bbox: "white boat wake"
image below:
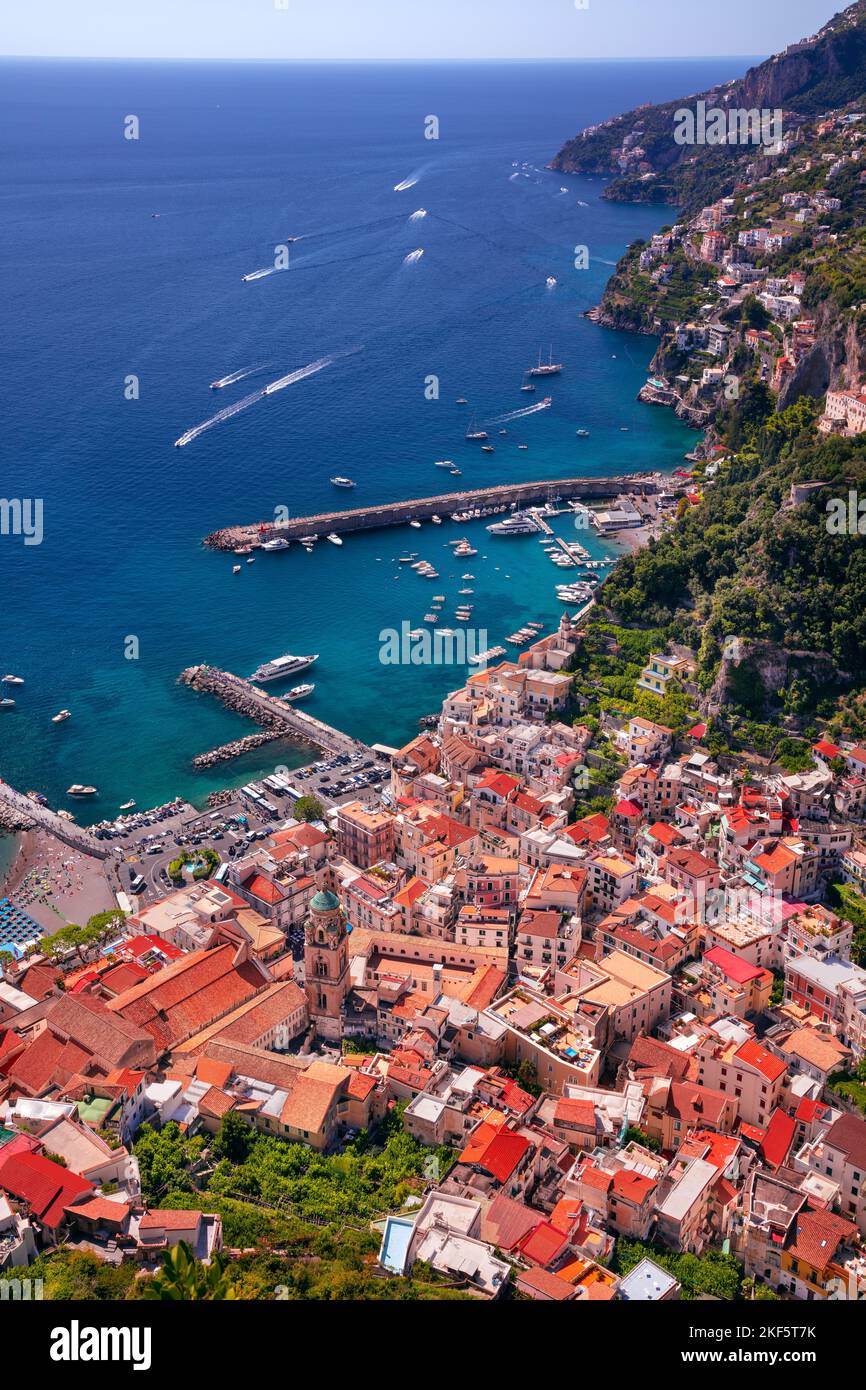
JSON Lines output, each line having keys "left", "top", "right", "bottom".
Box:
{"left": 402, "top": 248, "right": 425, "bottom": 265}
{"left": 409, "top": 209, "right": 427, "bottom": 221}
{"left": 174, "top": 386, "right": 265, "bottom": 447}
{"left": 394, "top": 176, "right": 419, "bottom": 192}
{"left": 176, "top": 348, "right": 363, "bottom": 446}
{"left": 209, "top": 364, "right": 269, "bottom": 390}
{"left": 486, "top": 399, "right": 553, "bottom": 425}
{"left": 241, "top": 267, "right": 283, "bottom": 282}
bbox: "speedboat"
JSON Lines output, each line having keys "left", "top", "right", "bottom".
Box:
{"left": 327, "top": 533, "right": 343, "bottom": 546}
{"left": 0, "top": 699, "right": 15, "bottom": 711}
{"left": 52, "top": 710, "right": 72, "bottom": 723}
{"left": 330, "top": 476, "right": 356, "bottom": 488}
{"left": 285, "top": 683, "right": 315, "bottom": 701}
{"left": 119, "top": 800, "right": 137, "bottom": 811}
{"left": 1, "top": 675, "right": 24, "bottom": 685}
{"left": 576, "top": 428, "right": 590, "bottom": 437}
{"left": 233, "top": 565, "right": 242, "bottom": 573}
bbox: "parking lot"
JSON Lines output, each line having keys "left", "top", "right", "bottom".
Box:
{"left": 104, "top": 747, "right": 393, "bottom": 906}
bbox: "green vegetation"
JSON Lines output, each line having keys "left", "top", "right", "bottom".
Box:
{"left": 293, "top": 795, "right": 325, "bottom": 823}
{"left": 26, "top": 910, "right": 126, "bottom": 962}
{"left": 826, "top": 880, "right": 866, "bottom": 967}
{"left": 142, "top": 1241, "right": 237, "bottom": 1300}
{"left": 828, "top": 1070, "right": 866, "bottom": 1114}
{"left": 168, "top": 848, "right": 220, "bottom": 885}
{"left": 624, "top": 1126, "right": 661, "bottom": 1153}
{"left": 613, "top": 1237, "right": 743, "bottom": 1300}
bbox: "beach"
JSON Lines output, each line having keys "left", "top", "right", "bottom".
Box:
{"left": 0, "top": 825, "right": 115, "bottom": 934}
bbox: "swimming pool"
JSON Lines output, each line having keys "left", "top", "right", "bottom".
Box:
{"left": 379, "top": 1216, "right": 415, "bottom": 1275}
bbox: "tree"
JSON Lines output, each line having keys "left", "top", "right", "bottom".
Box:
{"left": 141, "top": 1241, "right": 237, "bottom": 1300}
{"left": 293, "top": 796, "right": 325, "bottom": 824}
{"left": 213, "top": 1111, "right": 255, "bottom": 1165}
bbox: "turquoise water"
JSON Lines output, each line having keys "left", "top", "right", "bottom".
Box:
{"left": 0, "top": 57, "right": 746, "bottom": 816}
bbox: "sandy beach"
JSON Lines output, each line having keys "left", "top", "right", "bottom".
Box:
{"left": 0, "top": 825, "right": 115, "bottom": 934}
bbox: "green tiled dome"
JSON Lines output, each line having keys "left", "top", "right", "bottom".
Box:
{"left": 310, "top": 889, "right": 339, "bottom": 914}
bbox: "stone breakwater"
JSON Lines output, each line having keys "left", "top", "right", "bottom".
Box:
{"left": 192, "top": 730, "right": 285, "bottom": 769}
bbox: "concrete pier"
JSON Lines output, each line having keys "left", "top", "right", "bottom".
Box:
{"left": 204, "top": 473, "right": 663, "bottom": 549}
{"left": 180, "top": 666, "right": 370, "bottom": 759}
{"left": 0, "top": 781, "right": 110, "bottom": 860}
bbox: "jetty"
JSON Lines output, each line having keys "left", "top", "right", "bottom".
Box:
{"left": 0, "top": 780, "right": 110, "bottom": 860}
{"left": 204, "top": 473, "right": 664, "bottom": 550}
{"left": 180, "top": 666, "right": 370, "bottom": 761}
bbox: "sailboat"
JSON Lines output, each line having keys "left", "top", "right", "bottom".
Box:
{"left": 464, "top": 414, "right": 488, "bottom": 441}
{"left": 528, "top": 345, "right": 563, "bottom": 377}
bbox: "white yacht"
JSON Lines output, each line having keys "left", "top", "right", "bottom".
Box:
{"left": 285, "top": 683, "right": 315, "bottom": 701}
{"left": 52, "top": 710, "right": 72, "bottom": 724}
{"left": 250, "top": 653, "right": 319, "bottom": 683}
{"left": 1, "top": 675, "right": 24, "bottom": 685}
{"left": 327, "top": 533, "right": 343, "bottom": 546}
{"left": 261, "top": 537, "right": 290, "bottom": 552}
{"left": 330, "top": 476, "right": 356, "bottom": 488}
{"left": 487, "top": 512, "right": 539, "bottom": 536}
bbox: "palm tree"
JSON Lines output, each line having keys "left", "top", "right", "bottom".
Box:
{"left": 142, "top": 1240, "right": 237, "bottom": 1300}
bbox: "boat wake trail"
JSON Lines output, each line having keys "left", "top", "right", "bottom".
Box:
{"left": 485, "top": 399, "right": 553, "bottom": 425}
{"left": 174, "top": 387, "right": 265, "bottom": 448}
{"left": 394, "top": 175, "right": 419, "bottom": 192}
{"left": 402, "top": 248, "right": 425, "bottom": 265}
{"left": 176, "top": 348, "right": 363, "bottom": 446}
{"left": 409, "top": 209, "right": 427, "bottom": 221}
{"left": 209, "top": 364, "right": 269, "bottom": 391}
{"left": 241, "top": 267, "right": 284, "bottom": 282}
{"left": 263, "top": 344, "right": 363, "bottom": 396}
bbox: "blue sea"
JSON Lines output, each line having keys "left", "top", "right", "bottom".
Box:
{"left": 0, "top": 56, "right": 752, "bottom": 818}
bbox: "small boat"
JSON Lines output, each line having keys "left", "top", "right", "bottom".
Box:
{"left": 233, "top": 565, "right": 242, "bottom": 573}
{"left": 409, "top": 520, "right": 422, "bottom": 529}
{"left": 119, "top": 800, "right": 137, "bottom": 811}
{"left": 246, "top": 557, "right": 255, "bottom": 564}
{"left": 330, "top": 476, "right": 356, "bottom": 488}
{"left": 521, "top": 382, "right": 536, "bottom": 393}
{"left": 285, "top": 683, "right": 315, "bottom": 701}
{"left": 26, "top": 791, "right": 48, "bottom": 806}
{"left": 481, "top": 445, "right": 495, "bottom": 454}
{"left": 1, "top": 675, "right": 24, "bottom": 685}
{"left": 576, "top": 428, "right": 590, "bottom": 438}
{"left": 327, "top": 533, "right": 343, "bottom": 546}
{"left": 450, "top": 468, "right": 462, "bottom": 477}
{"left": 0, "top": 699, "right": 15, "bottom": 711}
{"left": 499, "top": 429, "right": 507, "bottom": 435}
{"left": 52, "top": 710, "right": 72, "bottom": 724}
{"left": 546, "top": 276, "right": 557, "bottom": 288}
{"left": 518, "top": 443, "right": 528, "bottom": 449}
{"left": 456, "top": 398, "right": 468, "bottom": 404}
{"left": 620, "top": 426, "right": 629, "bottom": 432}
{"left": 431, "top": 515, "right": 442, "bottom": 524}
{"left": 434, "top": 460, "right": 454, "bottom": 469}
{"left": 67, "top": 785, "right": 98, "bottom": 797}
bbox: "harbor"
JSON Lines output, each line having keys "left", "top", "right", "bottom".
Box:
{"left": 204, "top": 474, "right": 664, "bottom": 550}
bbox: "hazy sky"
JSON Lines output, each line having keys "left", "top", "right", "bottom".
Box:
{"left": 1, "top": 0, "right": 844, "bottom": 61}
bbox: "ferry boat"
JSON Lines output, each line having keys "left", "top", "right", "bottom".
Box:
{"left": 261, "top": 537, "right": 290, "bottom": 552}
{"left": 528, "top": 346, "right": 563, "bottom": 377}
{"left": 330, "top": 476, "right": 356, "bottom": 489}
{"left": 327, "top": 534, "right": 343, "bottom": 546}
{"left": 1, "top": 675, "right": 24, "bottom": 685}
{"left": 52, "top": 710, "right": 72, "bottom": 724}
{"left": 285, "top": 683, "right": 315, "bottom": 701}
{"left": 250, "top": 653, "right": 319, "bottom": 683}
{"left": 67, "top": 785, "right": 98, "bottom": 797}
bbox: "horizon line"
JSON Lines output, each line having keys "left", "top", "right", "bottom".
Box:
{"left": 0, "top": 52, "right": 767, "bottom": 65}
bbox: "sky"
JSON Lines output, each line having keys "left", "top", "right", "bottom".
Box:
{"left": 0, "top": 0, "right": 847, "bottom": 62}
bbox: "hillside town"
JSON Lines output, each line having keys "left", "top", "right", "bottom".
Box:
{"left": 4, "top": 607, "right": 866, "bottom": 1302}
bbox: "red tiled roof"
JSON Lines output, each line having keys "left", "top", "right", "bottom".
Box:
{"left": 611, "top": 1169, "right": 656, "bottom": 1202}
{"left": 788, "top": 1207, "right": 858, "bottom": 1272}
{"left": 615, "top": 800, "right": 642, "bottom": 819}
{"left": 0, "top": 1149, "right": 93, "bottom": 1230}
{"left": 476, "top": 1130, "right": 531, "bottom": 1185}
{"left": 734, "top": 1039, "right": 787, "bottom": 1084}
{"left": 517, "top": 1219, "right": 568, "bottom": 1268}
{"left": 554, "top": 1098, "right": 595, "bottom": 1130}
{"left": 704, "top": 945, "right": 763, "bottom": 986}
{"left": 759, "top": 1108, "right": 796, "bottom": 1169}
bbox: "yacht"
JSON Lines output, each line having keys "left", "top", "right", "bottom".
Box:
{"left": 285, "top": 683, "right": 315, "bottom": 701}
{"left": 327, "top": 533, "right": 343, "bottom": 546}
{"left": 119, "top": 800, "right": 137, "bottom": 811}
{"left": 528, "top": 345, "right": 563, "bottom": 377}
{"left": 250, "top": 653, "right": 319, "bottom": 683}
{"left": 261, "top": 537, "right": 290, "bottom": 552}
{"left": 52, "top": 710, "right": 72, "bottom": 724}
{"left": 330, "top": 476, "right": 356, "bottom": 488}
{"left": 487, "top": 512, "right": 539, "bottom": 537}
{"left": 67, "top": 785, "right": 98, "bottom": 797}
{"left": 1, "top": 675, "right": 24, "bottom": 685}
{"left": 434, "top": 460, "right": 454, "bottom": 469}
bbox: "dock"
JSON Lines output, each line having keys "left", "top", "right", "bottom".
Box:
{"left": 204, "top": 473, "right": 663, "bottom": 550}
{"left": 0, "top": 781, "right": 110, "bottom": 860}
{"left": 180, "top": 666, "right": 370, "bottom": 761}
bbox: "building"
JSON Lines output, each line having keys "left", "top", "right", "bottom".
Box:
{"left": 304, "top": 879, "right": 350, "bottom": 1042}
